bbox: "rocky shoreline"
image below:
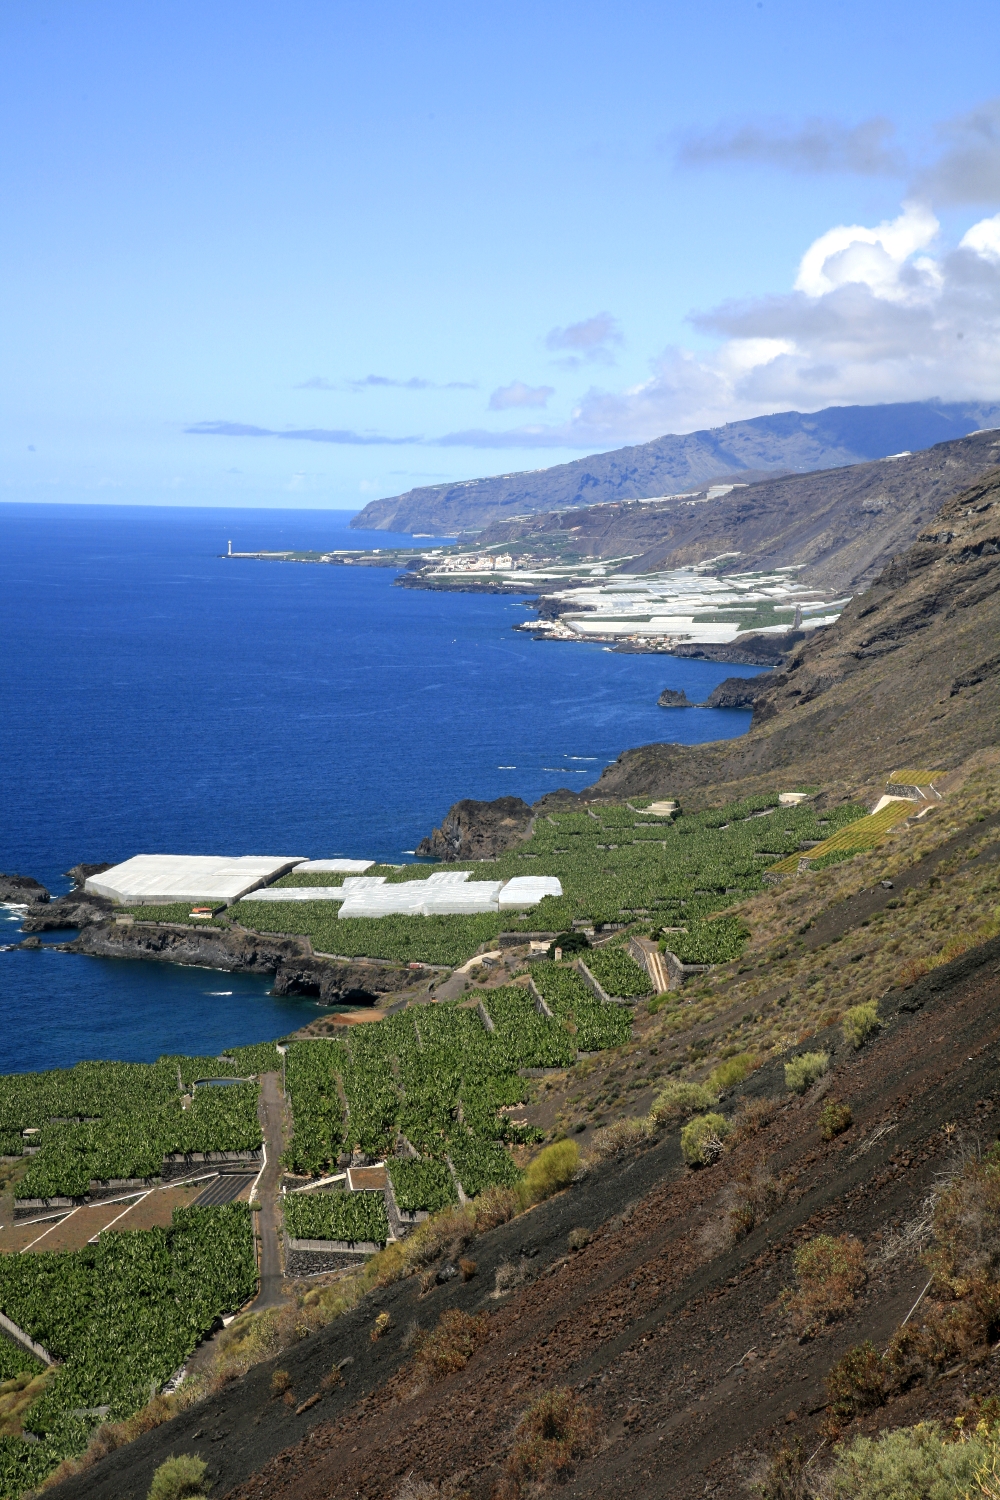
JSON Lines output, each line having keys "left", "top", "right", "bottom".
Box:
{"left": 8, "top": 879, "right": 433, "bottom": 1006}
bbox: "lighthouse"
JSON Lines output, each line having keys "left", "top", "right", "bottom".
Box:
{"left": 228, "top": 540, "right": 232, "bottom": 556}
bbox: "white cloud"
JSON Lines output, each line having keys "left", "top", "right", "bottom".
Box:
{"left": 488, "top": 381, "right": 555, "bottom": 410}
{"left": 793, "top": 202, "right": 940, "bottom": 301}
{"left": 960, "top": 211, "right": 1000, "bottom": 261}
{"left": 433, "top": 202, "right": 1000, "bottom": 446}
{"left": 191, "top": 201, "right": 1000, "bottom": 455}
{"left": 545, "top": 312, "right": 622, "bottom": 366}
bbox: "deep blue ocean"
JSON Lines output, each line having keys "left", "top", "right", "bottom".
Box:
{"left": 1, "top": 503, "right": 763, "bottom": 1073}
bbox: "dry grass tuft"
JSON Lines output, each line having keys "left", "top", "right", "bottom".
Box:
{"left": 782, "top": 1234, "right": 866, "bottom": 1336}
{"left": 411, "top": 1309, "right": 490, "bottom": 1381}
{"left": 474, "top": 1186, "right": 521, "bottom": 1232}
{"left": 371, "top": 1311, "right": 391, "bottom": 1341}
{"left": 784, "top": 1051, "right": 829, "bottom": 1094}
{"left": 499, "top": 1387, "right": 597, "bottom": 1497}
{"left": 587, "top": 1117, "right": 651, "bottom": 1161}
{"left": 647, "top": 1080, "right": 716, "bottom": 1126}
{"left": 728, "top": 1162, "right": 788, "bottom": 1241}
{"left": 725, "top": 1097, "right": 781, "bottom": 1150}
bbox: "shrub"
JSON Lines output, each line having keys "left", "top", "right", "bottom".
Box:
{"left": 588, "top": 1117, "right": 650, "bottom": 1160}
{"left": 680, "top": 1112, "right": 731, "bottom": 1166}
{"left": 823, "top": 1420, "right": 988, "bottom": 1498}
{"left": 819, "top": 1100, "right": 853, "bottom": 1140}
{"left": 459, "top": 1258, "right": 477, "bottom": 1281}
{"left": 729, "top": 1165, "right": 787, "bottom": 1240}
{"left": 567, "top": 1227, "right": 591, "bottom": 1252}
{"left": 825, "top": 1341, "right": 886, "bottom": 1425}
{"left": 783, "top": 1234, "right": 866, "bottom": 1336}
{"left": 843, "top": 1002, "right": 881, "bottom": 1050}
{"left": 726, "top": 1097, "right": 781, "bottom": 1150}
{"left": 707, "top": 1052, "right": 757, "bottom": 1092}
{"left": 147, "top": 1454, "right": 211, "bottom": 1500}
{"left": 269, "top": 1368, "right": 291, "bottom": 1396}
{"left": 750, "top": 1438, "right": 809, "bottom": 1499}
{"left": 474, "top": 1185, "right": 520, "bottom": 1231}
{"left": 784, "top": 1051, "right": 830, "bottom": 1094}
{"left": 519, "top": 1140, "right": 579, "bottom": 1206}
{"left": 503, "top": 1387, "right": 596, "bottom": 1493}
{"left": 648, "top": 1080, "right": 716, "bottom": 1125}
{"left": 411, "top": 1309, "right": 489, "bottom": 1380}
{"left": 370, "top": 1311, "right": 391, "bottom": 1341}
{"left": 927, "top": 1152, "right": 1000, "bottom": 1291}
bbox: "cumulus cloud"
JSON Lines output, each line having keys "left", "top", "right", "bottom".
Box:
{"left": 676, "top": 115, "right": 903, "bottom": 176}
{"left": 189, "top": 198, "right": 1000, "bottom": 455}
{"left": 440, "top": 200, "right": 1000, "bottom": 446}
{"left": 488, "top": 381, "right": 555, "bottom": 410}
{"left": 545, "top": 312, "right": 622, "bottom": 366}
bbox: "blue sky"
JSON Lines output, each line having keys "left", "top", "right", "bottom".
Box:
{"left": 6, "top": 0, "right": 1000, "bottom": 508}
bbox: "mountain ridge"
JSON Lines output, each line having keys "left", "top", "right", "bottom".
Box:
{"left": 351, "top": 399, "right": 1000, "bottom": 534}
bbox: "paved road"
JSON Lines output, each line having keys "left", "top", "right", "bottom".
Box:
{"left": 253, "top": 1070, "right": 289, "bottom": 1311}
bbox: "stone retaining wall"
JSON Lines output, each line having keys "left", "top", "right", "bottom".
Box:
{"left": 284, "top": 1234, "right": 382, "bottom": 1276}
{"left": 0, "top": 1311, "right": 57, "bottom": 1366}
{"left": 162, "top": 1149, "right": 262, "bottom": 1181}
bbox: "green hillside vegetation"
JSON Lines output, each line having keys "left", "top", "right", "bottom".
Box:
{"left": 226, "top": 795, "right": 865, "bottom": 964}
{"left": 0, "top": 1205, "right": 255, "bottom": 1498}
{"left": 278, "top": 983, "right": 633, "bottom": 1190}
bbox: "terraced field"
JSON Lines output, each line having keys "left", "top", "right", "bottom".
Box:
{"left": 279, "top": 982, "right": 632, "bottom": 1197}
{"left": 0, "top": 1045, "right": 276, "bottom": 1206}
{"left": 225, "top": 795, "right": 866, "bottom": 964}
{"left": 0, "top": 1205, "right": 256, "bottom": 1499}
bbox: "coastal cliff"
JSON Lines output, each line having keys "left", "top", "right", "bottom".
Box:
{"left": 415, "top": 795, "right": 533, "bottom": 860}
{"left": 56, "top": 920, "right": 423, "bottom": 1003}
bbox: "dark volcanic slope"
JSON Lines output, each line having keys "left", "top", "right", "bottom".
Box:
{"left": 585, "top": 461, "right": 1000, "bottom": 804}
{"left": 351, "top": 400, "right": 999, "bottom": 534}
{"left": 49, "top": 936, "right": 1000, "bottom": 1500}
{"left": 478, "top": 429, "right": 1000, "bottom": 595}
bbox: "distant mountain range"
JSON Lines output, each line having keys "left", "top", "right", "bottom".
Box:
{"left": 350, "top": 400, "right": 1000, "bottom": 535}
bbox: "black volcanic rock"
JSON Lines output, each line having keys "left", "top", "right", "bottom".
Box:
{"left": 702, "top": 674, "right": 779, "bottom": 709}
{"left": 65, "top": 862, "right": 113, "bottom": 889}
{"left": 657, "top": 688, "right": 691, "bottom": 708}
{"left": 0, "top": 874, "right": 50, "bottom": 905}
{"left": 21, "top": 890, "right": 114, "bottom": 931}
{"left": 669, "top": 633, "right": 804, "bottom": 666}
{"left": 416, "top": 796, "right": 533, "bottom": 861}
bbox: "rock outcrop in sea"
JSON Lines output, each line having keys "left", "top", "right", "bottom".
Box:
{"left": 415, "top": 795, "right": 533, "bottom": 861}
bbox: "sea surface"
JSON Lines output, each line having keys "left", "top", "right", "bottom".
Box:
{"left": 1, "top": 502, "right": 765, "bottom": 1074}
